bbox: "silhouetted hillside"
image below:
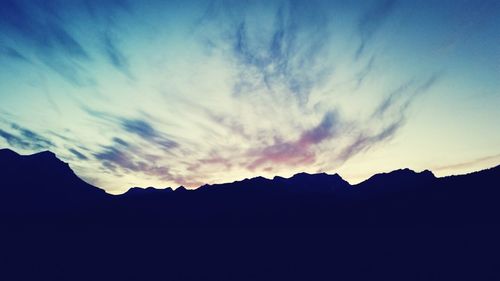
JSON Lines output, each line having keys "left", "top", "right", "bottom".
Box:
{"left": 2, "top": 148, "right": 500, "bottom": 281}
{"left": 0, "top": 149, "right": 107, "bottom": 222}
{"left": 1, "top": 148, "right": 499, "bottom": 228}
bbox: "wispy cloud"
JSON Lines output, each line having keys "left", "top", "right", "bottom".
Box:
{"left": 0, "top": 129, "right": 33, "bottom": 150}
{"left": 201, "top": 1, "right": 334, "bottom": 106}
{"left": 0, "top": 0, "right": 93, "bottom": 86}
{"left": 1, "top": 1, "right": 495, "bottom": 192}
{"left": 69, "top": 148, "right": 89, "bottom": 160}
{"left": 338, "top": 118, "right": 403, "bottom": 162}
{"left": 120, "top": 118, "right": 177, "bottom": 150}
{"left": 356, "top": 0, "right": 397, "bottom": 59}
{"left": 433, "top": 154, "right": 500, "bottom": 172}
{"left": 246, "top": 111, "right": 339, "bottom": 170}
{"left": 11, "top": 124, "right": 54, "bottom": 148}
{"left": 0, "top": 123, "right": 54, "bottom": 150}
{"left": 94, "top": 144, "right": 138, "bottom": 173}
{"left": 372, "top": 74, "right": 441, "bottom": 119}
{"left": 103, "top": 32, "right": 133, "bottom": 78}
{"left": 82, "top": 108, "right": 179, "bottom": 151}
{"left": 94, "top": 137, "right": 200, "bottom": 188}
{"left": 0, "top": 46, "right": 30, "bottom": 62}
{"left": 338, "top": 74, "right": 441, "bottom": 162}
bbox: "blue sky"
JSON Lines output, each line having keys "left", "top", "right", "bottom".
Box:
{"left": 0, "top": 0, "right": 499, "bottom": 193}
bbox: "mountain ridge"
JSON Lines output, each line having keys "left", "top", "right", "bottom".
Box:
{"left": 1, "top": 147, "right": 500, "bottom": 228}
{"left": 1, "top": 148, "right": 498, "bottom": 195}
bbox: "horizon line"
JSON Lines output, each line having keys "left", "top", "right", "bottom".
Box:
{"left": 2, "top": 147, "right": 499, "bottom": 196}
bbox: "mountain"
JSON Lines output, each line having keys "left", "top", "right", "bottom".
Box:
{"left": 124, "top": 186, "right": 174, "bottom": 197}
{"left": 0, "top": 148, "right": 499, "bottom": 228}
{"left": 197, "top": 172, "right": 349, "bottom": 193}
{"left": 2, "top": 148, "right": 500, "bottom": 281}
{"left": 0, "top": 149, "right": 107, "bottom": 222}
{"left": 356, "top": 168, "right": 435, "bottom": 189}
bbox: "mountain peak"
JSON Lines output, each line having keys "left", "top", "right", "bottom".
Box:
{"left": 356, "top": 167, "right": 437, "bottom": 193}
{"left": 420, "top": 169, "right": 435, "bottom": 178}
{"left": 124, "top": 186, "right": 174, "bottom": 196}
{"left": 0, "top": 148, "right": 19, "bottom": 158}
{"left": 388, "top": 168, "right": 436, "bottom": 179}
{"left": 32, "top": 150, "right": 57, "bottom": 158}
{"left": 0, "top": 148, "right": 106, "bottom": 211}
{"left": 292, "top": 172, "right": 313, "bottom": 177}
{"left": 175, "top": 186, "right": 188, "bottom": 192}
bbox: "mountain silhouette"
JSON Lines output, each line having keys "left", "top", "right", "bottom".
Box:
{"left": 197, "top": 172, "right": 350, "bottom": 193}
{"left": 2, "top": 148, "right": 500, "bottom": 281}
{"left": 1, "top": 148, "right": 499, "bottom": 228}
{"left": 0, "top": 149, "right": 107, "bottom": 222}
{"left": 124, "top": 186, "right": 174, "bottom": 197}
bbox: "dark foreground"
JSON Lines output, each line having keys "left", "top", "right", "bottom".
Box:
{"left": 1, "top": 149, "right": 500, "bottom": 280}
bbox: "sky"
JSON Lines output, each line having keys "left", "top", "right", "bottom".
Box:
{"left": 0, "top": 0, "right": 499, "bottom": 194}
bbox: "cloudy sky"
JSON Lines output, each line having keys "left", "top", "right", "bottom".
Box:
{"left": 0, "top": 0, "right": 499, "bottom": 194}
